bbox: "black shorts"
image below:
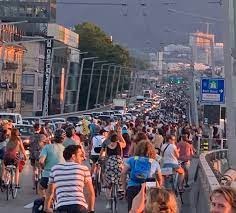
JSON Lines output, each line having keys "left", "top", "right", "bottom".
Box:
{"left": 0, "top": 148, "right": 5, "bottom": 160}
{"left": 30, "top": 159, "right": 40, "bottom": 167}
{"left": 4, "top": 158, "right": 17, "bottom": 167}
{"left": 90, "top": 155, "right": 99, "bottom": 164}
{"left": 40, "top": 177, "right": 49, "bottom": 189}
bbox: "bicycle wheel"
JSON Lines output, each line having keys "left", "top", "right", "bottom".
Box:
{"left": 96, "top": 167, "right": 102, "bottom": 195}
{"left": 6, "top": 183, "right": 10, "bottom": 200}
{"left": 111, "top": 184, "right": 117, "bottom": 213}
{"left": 93, "top": 177, "right": 97, "bottom": 197}
{"left": 11, "top": 171, "right": 17, "bottom": 199}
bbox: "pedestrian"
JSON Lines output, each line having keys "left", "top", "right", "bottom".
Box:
{"left": 177, "top": 134, "right": 194, "bottom": 187}
{"left": 210, "top": 186, "right": 236, "bottom": 213}
{"left": 44, "top": 145, "right": 95, "bottom": 213}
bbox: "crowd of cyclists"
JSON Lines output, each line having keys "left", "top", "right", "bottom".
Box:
{"left": 0, "top": 83, "right": 235, "bottom": 213}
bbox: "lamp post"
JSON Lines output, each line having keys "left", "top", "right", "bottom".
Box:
{"left": 75, "top": 56, "right": 98, "bottom": 111}
{"left": 103, "top": 65, "right": 115, "bottom": 105}
{"left": 115, "top": 66, "right": 123, "bottom": 98}
{"left": 86, "top": 60, "right": 107, "bottom": 110}
{"left": 95, "top": 63, "right": 115, "bottom": 107}
{"left": 110, "top": 65, "right": 121, "bottom": 103}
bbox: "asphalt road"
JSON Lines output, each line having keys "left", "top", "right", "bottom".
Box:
{"left": 0, "top": 160, "right": 127, "bottom": 213}
{"left": 0, "top": 159, "right": 198, "bottom": 213}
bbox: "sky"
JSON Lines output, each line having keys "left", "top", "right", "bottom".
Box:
{"left": 57, "top": 0, "right": 223, "bottom": 51}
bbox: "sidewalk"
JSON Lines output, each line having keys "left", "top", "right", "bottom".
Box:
{"left": 181, "top": 158, "right": 199, "bottom": 213}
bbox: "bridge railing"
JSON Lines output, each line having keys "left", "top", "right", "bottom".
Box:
{"left": 193, "top": 148, "right": 228, "bottom": 212}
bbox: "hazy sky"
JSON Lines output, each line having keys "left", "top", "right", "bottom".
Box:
{"left": 57, "top": 0, "right": 223, "bottom": 50}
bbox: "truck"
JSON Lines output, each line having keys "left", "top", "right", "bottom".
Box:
{"left": 112, "top": 99, "right": 127, "bottom": 114}
{"left": 143, "top": 90, "right": 153, "bottom": 99}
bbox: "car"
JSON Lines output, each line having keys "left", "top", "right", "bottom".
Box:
{"left": 23, "top": 117, "right": 42, "bottom": 125}
{"left": 91, "top": 112, "right": 102, "bottom": 118}
{"left": 66, "top": 116, "right": 83, "bottom": 125}
{"left": 98, "top": 115, "right": 112, "bottom": 122}
{"left": 15, "top": 124, "right": 34, "bottom": 149}
{"left": 102, "top": 111, "right": 114, "bottom": 116}
{"left": 114, "top": 114, "right": 124, "bottom": 121}
{"left": 0, "top": 113, "right": 23, "bottom": 125}
{"left": 51, "top": 118, "right": 66, "bottom": 123}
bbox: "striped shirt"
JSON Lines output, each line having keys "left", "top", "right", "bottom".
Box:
{"left": 49, "top": 162, "right": 92, "bottom": 209}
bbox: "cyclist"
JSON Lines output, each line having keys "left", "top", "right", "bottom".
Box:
{"left": 63, "top": 126, "right": 79, "bottom": 148}
{"left": 3, "top": 128, "right": 27, "bottom": 188}
{"left": 104, "top": 127, "right": 126, "bottom": 208}
{"left": 121, "top": 140, "right": 162, "bottom": 212}
{"left": 0, "top": 129, "right": 9, "bottom": 186}
{"left": 161, "top": 134, "right": 185, "bottom": 192}
{"left": 89, "top": 126, "right": 107, "bottom": 177}
{"left": 38, "top": 129, "right": 65, "bottom": 197}
{"left": 44, "top": 145, "right": 95, "bottom": 213}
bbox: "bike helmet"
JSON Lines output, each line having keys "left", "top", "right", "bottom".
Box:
{"left": 54, "top": 129, "right": 66, "bottom": 141}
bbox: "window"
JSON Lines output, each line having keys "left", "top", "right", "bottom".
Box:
{"left": 22, "top": 74, "right": 35, "bottom": 86}
{"left": 37, "top": 90, "right": 43, "bottom": 108}
{"left": 22, "top": 91, "right": 34, "bottom": 104}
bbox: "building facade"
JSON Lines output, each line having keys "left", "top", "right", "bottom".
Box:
{"left": 0, "top": 0, "right": 56, "bottom": 23}
{"left": 0, "top": 25, "right": 25, "bottom": 113}
{"left": 21, "top": 41, "right": 45, "bottom": 116}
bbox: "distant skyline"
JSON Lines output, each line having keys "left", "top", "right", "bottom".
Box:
{"left": 57, "top": 0, "right": 223, "bottom": 51}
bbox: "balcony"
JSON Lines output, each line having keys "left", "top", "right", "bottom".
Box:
{"left": 4, "top": 101, "right": 16, "bottom": 109}
{"left": 0, "top": 82, "right": 17, "bottom": 89}
{"left": 3, "top": 62, "right": 18, "bottom": 70}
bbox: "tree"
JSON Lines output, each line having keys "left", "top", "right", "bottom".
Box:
{"left": 74, "top": 22, "right": 132, "bottom": 109}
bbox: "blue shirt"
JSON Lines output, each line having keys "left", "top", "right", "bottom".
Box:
{"left": 125, "top": 156, "right": 161, "bottom": 187}
{"left": 40, "top": 143, "right": 65, "bottom": 177}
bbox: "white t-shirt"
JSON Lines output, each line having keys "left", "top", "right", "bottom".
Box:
{"left": 161, "top": 143, "right": 178, "bottom": 165}
{"left": 91, "top": 135, "right": 105, "bottom": 156}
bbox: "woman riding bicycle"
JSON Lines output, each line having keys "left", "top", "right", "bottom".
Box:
{"left": 3, "top": 128, "right": 27, "bottom": 188}
{"left": 103, "top": 127, "right": 126, "bottom": 208}
{"left": 121, "top": 140, "right": 163, "bottom": 212}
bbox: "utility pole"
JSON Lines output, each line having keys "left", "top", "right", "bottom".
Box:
{"left": 223, "top": 0, "right": 236, "bottom": 168}
{"left": 103, "top": 65, "right": 115, "bottom": 105}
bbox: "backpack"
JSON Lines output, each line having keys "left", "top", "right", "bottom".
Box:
{"left": 130, "top": 156, "right": 153, "bottom": 184}
{"left": 29, "top": 134, "right": 41, "bottom": 160}
{"left": 32, "top": 197, "right": 44, "bottom": 213}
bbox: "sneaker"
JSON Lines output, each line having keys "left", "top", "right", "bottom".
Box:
{"left": 15, "top": 185, "right": 21, "bottom": 189}
{"left": 184, "top": 184, "right": 190, "bottom": 188}
{"left": 106, "top": 201, "right": 111, "bottom": 209}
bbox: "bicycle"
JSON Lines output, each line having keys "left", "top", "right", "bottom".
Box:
{"left": 110, "top": 181, "right": 118, "bottom": 213}
{"left": 34, "top": 163, "right": 42, "bottom": 195}
{"left": 162, "top": 166, "right": 184, "bottom": 204}
{"left": 5, "top": 164, "right": 17, "bottom": 200}
{"left": 92, "top": 161, "right": 102, "bottom": 197}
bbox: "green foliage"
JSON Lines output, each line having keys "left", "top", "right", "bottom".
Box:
{"left": 74, "top": 22, "right": 132, "bottom": 110}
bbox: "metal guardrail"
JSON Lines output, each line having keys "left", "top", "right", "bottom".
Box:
{"left": 197, "top": 137, "right": 227, "bottom": 155}
{"left": 40, "top": 104, "right": 112, "bottom": 119}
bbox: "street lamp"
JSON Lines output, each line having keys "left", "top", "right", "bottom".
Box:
{"left": 110, "top": 65, "right": 121, "bottom": 103}
{"left": 60, "top": 49, "right": 87, "bottom": 114}
{"left": 75, "top": 56, "right": 98, "bottom": 111}
{"left": 86, "top": 60, "right": 107, "bottom": 110}
{"left": 95, "top": 63, "right": 115, "bottom": 107}
{"left": 103, "top": 64, "right": 116, "bottom": 105}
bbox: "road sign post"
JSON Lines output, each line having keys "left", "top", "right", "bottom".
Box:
{"left": 200, "top": 78, "right": 225, "bottom": 105}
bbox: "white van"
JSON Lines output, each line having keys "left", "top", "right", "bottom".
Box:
{"left": 0, "top": 113, "right": 23, "bottom": 125}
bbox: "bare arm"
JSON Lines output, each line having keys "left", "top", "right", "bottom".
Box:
{"left": 39, "top": 156, "right": 46, "bottom": 168}
{"left": 156, "top": 170, "right": 163, "bottom": 187}
{"left": 121, "top": 165, "right": 129, "bottom": 191}
{"left": 117, "top": 129, "right": 126, "bottom": 149}
{"left": 19, "top": 139, "right": 27, "bottom": 160}
{"left": 85, "top": 180, "right": 95, "bottom": 211}
{"left": 44, "top": 183, "right": 55, "bottom": 213}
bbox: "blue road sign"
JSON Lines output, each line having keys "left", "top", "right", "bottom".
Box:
{"left": 200, "top": 78, "right": 225, "bottom": 104}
